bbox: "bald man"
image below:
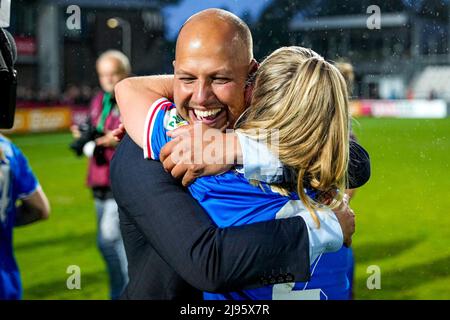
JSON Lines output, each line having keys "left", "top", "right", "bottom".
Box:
{"left": 111, "top": 9, "right": 360, "bottom": 300}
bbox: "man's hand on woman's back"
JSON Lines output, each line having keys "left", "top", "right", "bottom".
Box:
{"left": 333, "top": 195, "right": 356, "bottom": 247}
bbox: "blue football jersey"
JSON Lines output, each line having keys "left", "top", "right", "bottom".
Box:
{"left": 0, "top": 135, "right": 39, "bottom": 300}
{"left": 143, "top": 98, "right": 350, "bottom": 300}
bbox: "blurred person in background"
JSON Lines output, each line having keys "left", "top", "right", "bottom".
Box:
{"left": 336, "top": 61, "right": 358, "bottom": 200}
{"left": 70, "top": 50, "right": 130, "bottom": 300}
{"left": 336, "top": 60, "right": 368, "bottom": 299}
{"left": 0, "top": 134, "right": 50, "bottom": 300}
{"left": 335, "top": 61, "right": 355, "bottom": 99}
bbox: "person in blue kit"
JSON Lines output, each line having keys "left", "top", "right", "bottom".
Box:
{"left": 118, "top": 45, "right": 358, "bottom": 300}
{"left": 0, "top": 134, "right": 50, "bottom": 300}
{"left": 336, "top": 60, "right": 361, "bottom": 299}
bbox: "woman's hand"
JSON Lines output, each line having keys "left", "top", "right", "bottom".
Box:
{"left": 332, "top": 194, "right": 355, "bottom": 247}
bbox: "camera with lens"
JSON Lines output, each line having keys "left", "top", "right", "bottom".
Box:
{"left": 69, "top": 121, "right": 107, "bottom": 166}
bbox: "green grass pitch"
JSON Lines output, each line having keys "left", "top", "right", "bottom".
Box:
{"left": 8, "top": 117, "right": 450, "bottom": 299}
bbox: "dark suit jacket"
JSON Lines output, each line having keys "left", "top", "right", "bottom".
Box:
{"left": 110, "top": 135, "right": 311, "bottom": 299}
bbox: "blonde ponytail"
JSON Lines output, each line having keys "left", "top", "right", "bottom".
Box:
{"left": 235, "top": 46, "right": 350, "bottom": 227}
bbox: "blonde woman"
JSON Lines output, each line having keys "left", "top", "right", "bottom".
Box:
{"left": 118, "top": 46, "right": 352, "bottom": 300}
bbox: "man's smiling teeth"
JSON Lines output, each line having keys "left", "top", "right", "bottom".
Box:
{"left": 193, "top": 108, "right": 222, "bottom": 119}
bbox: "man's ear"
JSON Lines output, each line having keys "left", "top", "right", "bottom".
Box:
{"left": 246, "top": 59, "right": 259, "bottom": 86}
{"left": 172, "top": 60, "right": 176, "bottom": 71}
{"left": 244, "top": 59, "right": 258, "bottom": 108}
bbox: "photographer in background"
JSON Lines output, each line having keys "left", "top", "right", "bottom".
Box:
{"left": 70, "top": 50, "right": 130, "bottom": 300}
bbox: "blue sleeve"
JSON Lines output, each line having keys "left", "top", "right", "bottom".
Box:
{"left": 11, "top": 144, "right": 38, "bottom": 199}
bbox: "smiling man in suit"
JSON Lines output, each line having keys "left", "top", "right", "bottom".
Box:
{"left": 111, "top": 9, "right": 363, "bottom": 300}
